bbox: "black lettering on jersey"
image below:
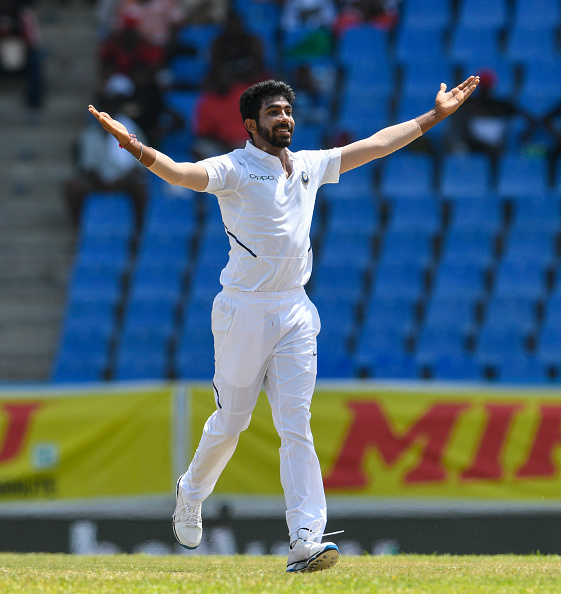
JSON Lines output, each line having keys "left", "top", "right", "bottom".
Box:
{"left": 250, "top": 174, "right": 275, "bottom": 181}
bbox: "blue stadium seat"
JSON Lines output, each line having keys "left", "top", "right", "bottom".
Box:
{"left": 400, "top": 0, "right": 452, "bottom": 31}
{"left": 537, "top": 326, "right": 561, "bottom": 365}
{"left": 121, "top": 297, "right": 177, "bottom": 337}
{"left": 512, "top": 0, "right": 561, "bottom": 28}
{"left": 363, "top": 296, "right": 417, "bottom": 334}
{"left": 135, "top": 233, "right": 191, "bottom": 272}
{"left": 76, "top": 234, "right": 132, "bottom": 273}
{"left": 449, "top": 199, "right": 502, "bottom": 233}
{"left": 542, "top": 294, "right": 561, "bottom": 327}
{"left": 175, "top": 330, "right": 215, "bottom": 380}
{"left": 56, "top": 325, "right": 113, "bottom": 373}
{"left": 114, "top": 352, "right": 168, "bottom": 381}
{"left": 440, "top": 154, "right": 493, "bottom": 199}
{"left": 356, "top": 327, "right": 407, "bottom": 363}
{"left": 400, "top": 60, "right": 453, "bottom": 97}
{"left": 483, "top": 296, "right": 537, "bottom": 333}
{"left": 386, "top": 198, "right": 441, "bottom": 234}
{"left": 497, "top": 154, "right": 549, "bottom": 198}
{"left": 380, "top": 153, "right": 434, "bottom": 199}
{"left": 168, "top": 54, "right": 208, "bottom": 89}
{"left": 313, "top": 295, "right": 356, "bottom": 340}
{"left": 189, "top": 260, "right": 225, "bottom": 301}
{"left": 310, "top": 263, "right": 366, "bottom": 302}
{"left": 143, "top": 194, "right": 196, "bottom": 238}
{"left": 423, "top": 297, "right": 476, "bottom": 332}
{"left": 395, "top": 29, "right": 447, "bottom": 65}
{"left": 493, "top": 261, "right": 547, "bottom": 300}
{"left": 440, "top": 229, "right": 496, "bottom": 267}
{"left": 52, "top": 353, "right": 107, "bottom": 383}
{"left": 458, "top": 0, "right": 508, "bottom": 29}
{"left": 324, "top": 196, "right": 380, "bottom": 236}
{"left": 373, "top": 262, "right": 426, "bottom": 300}
{"left": 318, "top": 230, "right": 374, "bottom": 268}
{"left": 477, "top": 325, "right": 528, "bottom": 363}
{"left": 519, "top": 62, "right": 561, "bottom": 104}
{"left": 494, "top": 355, "right": 548, "bottom": 384}
{"left": 336, "top": 94, "right": 391, "bottom": 140}
{"left": 68, "top": 265, "right": 123, "bottom": 304}
{"left": 342, "top": 61, "right": 395, "bottom": 102}
{"left": 316, "top": 344, "right": 355, "bottom": 379}
{"left": 337, "top": 25, "right": 390, "bottom": 68}
{"left": 63, "top": 300, "right": 117, "bottom": 334}
{"left": 510, "top": 198, "right": 561, "bottom": 231}
{"left": 501, "top": 229, "right": 556, "bottom": 266}
{"left": 177, "top": 23, "right": 221, "bottom": 50}
{"left": 431, "top": 261, "right": 487, "bottom": 300}
{"left": 367, "top": 352, "right": 418, "bottom": 380}
{"left": 322, "top": 164, "right": 375, "bottom": 201}
{"left": 80, "top": 192, "right": 136, "bottom": 239}
{"left": 378, "top": 230, "right": 434, "bottom": 268}
{"left": 430, "top": 354, "right": 481, "bottom": 381}
{"left": 450, "top": 26, "right": 501, "bottom": 65}
{"left": 416, "top": 326, "right": 468, "bottom": 362}
{"left": 506, "top": 25, "right": 557, "bottom": 65}
{"left": 128, "top": 264, "right": 184, "bottom": 303}
{"left": 163, "top": 90, "right": 201, "bottom": 128}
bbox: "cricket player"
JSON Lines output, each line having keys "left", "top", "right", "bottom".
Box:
{"left": 89, "top": 75, "right": 479, "bottom": 572}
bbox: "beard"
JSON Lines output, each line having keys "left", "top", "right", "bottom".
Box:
{"left": 256, "top": 120, "right": 293, "bottom": 148}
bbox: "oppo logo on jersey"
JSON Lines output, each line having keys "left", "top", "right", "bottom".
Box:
{"left": 249, "top": 174, "right": 275, "bottom": 181}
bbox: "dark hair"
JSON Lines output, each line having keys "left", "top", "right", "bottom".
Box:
{"left": 239, "top": 80, "right": 296, "bottom": 123}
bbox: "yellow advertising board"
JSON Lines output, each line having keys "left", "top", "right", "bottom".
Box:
{"left": 190, "top": 384, "right": 561, "bottom": 501}
{"left": 0, "top": 386, "right": 174, "bottom": 502}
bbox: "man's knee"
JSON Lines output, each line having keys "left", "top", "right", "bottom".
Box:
{"left": 215, "top": 408, "right": 252, "bottom": 437}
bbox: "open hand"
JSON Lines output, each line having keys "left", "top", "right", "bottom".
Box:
{"left": 435, "top": 76, "right": 480, "bottom": 117}
{"left": 88, "top": 104, "right": 131, "bottom": 147}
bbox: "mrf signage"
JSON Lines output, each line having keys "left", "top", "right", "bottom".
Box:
{"left": 314, "top": 388, "right": 561, "bottom": 500}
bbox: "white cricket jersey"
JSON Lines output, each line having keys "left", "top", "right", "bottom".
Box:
{"left": 200, "top": 140, "right": 341, "bottom": 292}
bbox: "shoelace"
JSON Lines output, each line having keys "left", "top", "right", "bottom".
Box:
{"left": 172, "top": 502, "right": 201, "bottom": 525}
{"left": 290, "top": 520, "right": 344, "bottom": 548}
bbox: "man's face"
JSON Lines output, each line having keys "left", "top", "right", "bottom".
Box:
{"left": 254, "top": 96, "right": 295, "bottom": 148}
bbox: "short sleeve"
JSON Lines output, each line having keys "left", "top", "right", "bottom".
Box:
{"left": 310, "top": 147, "right": 341, "bottom": 187}
{"left": 198, "top": 154, "right": 239, "bottom": 195}
{"left": 320, "top": 147, "right": 342, "bottom": 185}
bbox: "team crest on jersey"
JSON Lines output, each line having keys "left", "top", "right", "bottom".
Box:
{"left": 301, "top": 171, "right": 310, "bottom": 186}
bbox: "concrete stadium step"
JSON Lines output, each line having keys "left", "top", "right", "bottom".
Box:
{"left": 0, "top": 254, "right": 73, "bottom": 285}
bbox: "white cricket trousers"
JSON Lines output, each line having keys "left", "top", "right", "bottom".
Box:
{"left": 180, "top": 286, "right": 326, "bottom": 542}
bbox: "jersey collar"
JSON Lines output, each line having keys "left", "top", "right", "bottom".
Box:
{"left": 244, "top": 140, "right": 294, "bottom": 162}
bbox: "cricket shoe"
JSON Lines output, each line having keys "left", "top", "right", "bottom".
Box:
{"left": 172, "top": 475, "right": 202, "bottom": 549}
{"left": 286, "top": 528, "right": 340, "bottom": 573}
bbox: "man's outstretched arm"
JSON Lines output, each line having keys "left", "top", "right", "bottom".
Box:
{"left": 88, "top": 104, "right": 209, "bottom": 192}
{"left": 339, "top": 76, "right": 480, "bottom": 174}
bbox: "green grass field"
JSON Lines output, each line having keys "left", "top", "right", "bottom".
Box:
{"left": 1, "top": 554, "right": 561, "bottom": 593}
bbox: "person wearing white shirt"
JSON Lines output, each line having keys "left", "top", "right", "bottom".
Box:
{"left": 88, "top": 75, "right": 479, "bottom": 572}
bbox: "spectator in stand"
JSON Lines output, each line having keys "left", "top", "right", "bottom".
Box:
{"left": 280, "top": 0, "right": 337, "bottom": 32}
{"left": 335, "top": 0, "right": 401, "bottom": 32}
{"left": 207, "top": 11, "right": 268, "bottom": 86}
{"left": 0, "top": 0, "right": 43, "bottom": 109}
{"left": 450, "top": 69, "right": 535, "bottom": 166}
{"left": 182, "top": 0, "right": 228, "bottom": 24}
{"left": 99, "top": 16, "right": 164, "bottom": 78}
{"left": 64, "top": 73, "right": 148, "bottom": 226}
{"left": 115, "top": 0, "right": 186, "bottom": 62}
{"left": 191, "top": 66, "right": 251, "bottom": 160}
